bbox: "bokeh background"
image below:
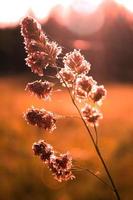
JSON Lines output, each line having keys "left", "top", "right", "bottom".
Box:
{"left": 0, "top": 0, "right": 133, "bottom": 200}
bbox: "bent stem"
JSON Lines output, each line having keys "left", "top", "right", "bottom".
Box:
{"left": 73, "top": 166, "right": 113, "bottom": 191}
{"left": 59, "top": 72, "right": 121, "bottom": 200}
{"left": 93, "top": 126, "right": 121, "bottom": 200}
{"left": 94, "top": 123, "right": 98, "bottom": 146}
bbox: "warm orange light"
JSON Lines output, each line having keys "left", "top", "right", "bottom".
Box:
{"left": 73, "top": 39, "right": 91, "bottom": 50}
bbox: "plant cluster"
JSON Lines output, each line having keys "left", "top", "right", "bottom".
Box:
{"left": 21, "top": 16, "right": 120, "bottom": 200}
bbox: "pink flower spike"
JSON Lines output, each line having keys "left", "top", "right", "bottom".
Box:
{"left": 24, "top": 107, "right": 56, "bottom": 132}
{"left": 57, "top": 67, "right": 75, "bottom": 87}
{"left": 25, "top": 80, "right": 53, "bottom": 100}
{"left": 63, "top": 49, "right": 91, "bottom": 74}
{"left": 81, "top": 104, "right": 103, "bottom": 126}
{"left": 48, "top": 153, "right": 75, "bottom": 182}
{"left": 32, "top": 140, "right": 75, "bottom": 182}
{"left": 32, "top": 140, "right": 54, "bottom": 163}
{"left": 91, "top": 85, "right": 107, "bottom": 103}
{"left": 21, "top": 16, "right": 44, "bottom": 41}
{"left": 21, "top": 17, "right": 62, "bottom": 76}
{"left": 25, "top": 51, "right": 47, "bottom": 76}
{"left": 74, "top": 75, "right": 97, "bottom": 100}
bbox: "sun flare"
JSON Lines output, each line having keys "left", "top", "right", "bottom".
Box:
{"left": 115, "top": 0, "right": 133, "bottom": 12}
{"left": 1, "top": 0, "right": 133, "bottom": 28}
{"left": 0, "top": 0, "right": 74, "bottom": 27}
{"left": 0, "top": 0, "right": 104, "bottom": 27}
{"left": 71, "top": 0, "right": 103, "bottom": 14}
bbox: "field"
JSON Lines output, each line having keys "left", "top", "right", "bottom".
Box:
{"left": 0, "top": 75, "right": 133, "bottom": 200}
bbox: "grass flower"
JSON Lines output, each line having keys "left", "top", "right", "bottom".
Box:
{"left": 24, "top": 107, "right": 56, "bottom": 131}
{"left": 32, "top": 140, "right": 54, "bottom": 162}
{"left": 25, "top": 80, "right": 53, "bottom": 99}
{"left": 81, "top": 104, "right": 103, "bottom": 126}
{"left": 91, "top": 85, "right": 107, "bottom": 103}
{"left": 21, "top": 16, "right": 62, "bottom": 76}
{"left": 32, "top": 140, "right": 75, "bottom": 182}
{"left": 57, "top": 67, "right": 75, "bottom": 87}
{"left": 74, "top": 75, "right": 97, "bottom": 99}
{"left": 48, "top": 153, "right": 75, "bottom": 182}
{"left": 63, "top": 49, "right": 91, "bottom": 74}
{"left": 20, "top": 16, "right": 121, "bottom": 200}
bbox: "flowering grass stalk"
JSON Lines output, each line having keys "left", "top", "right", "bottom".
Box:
{"left": 21, "top": 16, "right": 121, "bottom": 200}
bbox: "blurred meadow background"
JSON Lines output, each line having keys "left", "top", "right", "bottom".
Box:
{"left": 0, "top": 0, "right": 133, "bottom": 200}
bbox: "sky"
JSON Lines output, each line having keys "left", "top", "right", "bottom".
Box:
{"left": 0, "top": 0, "right": 133, "bottom": 28}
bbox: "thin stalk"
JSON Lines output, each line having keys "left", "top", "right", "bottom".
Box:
{"left": 93, "top": 125, "right": 121, "bottom": 200}
{"left": 73, "top": 166, "right": 113, "bottom": 191}
{"left": 58, "top": 72, "right": 121, "bottom": 200}
{"left": 94, "top": 123, "right": 98, "bottom": 146}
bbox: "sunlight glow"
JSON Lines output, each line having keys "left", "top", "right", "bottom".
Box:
{"left": 0, "top": 0, "right": 104, "bottom": 27}
{"left": 115, "top": 0, "right": 133, "bottom": 12}
{"left": 64, "top": 8, "right": 105, "bottom": 36}
{"left": 0, "top": 0, "right": 30, "bottom": 27}
{"left": 72, "top": 0, "right": 104, "bottom": 14}
{"left": 30, "top": 0, "right": 73, "bottom": 21}
{"left": 1, "top": 0, "right": 133, "bottom": 28}
{"left": 0, "top": 0, "right": 74, "bottom": 27}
